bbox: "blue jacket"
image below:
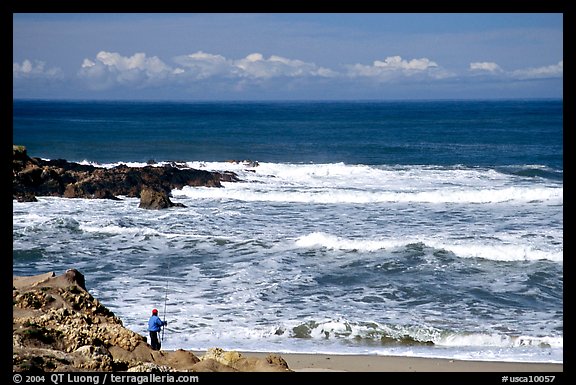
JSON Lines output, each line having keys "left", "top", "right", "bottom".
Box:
{"left": 148, "top": 315, "right": 166, "bottom": 332}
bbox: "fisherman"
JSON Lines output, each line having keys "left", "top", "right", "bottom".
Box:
{"left": 148, "top": 308, "right": 167, "bottom": 350}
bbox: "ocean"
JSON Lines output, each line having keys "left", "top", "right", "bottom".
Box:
{"left": 12, "top": 99, "right": 563, "bottom": 363}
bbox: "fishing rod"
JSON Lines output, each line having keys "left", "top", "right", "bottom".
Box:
{"left": 162, "top": 255, "right": 171, "bottom": 343}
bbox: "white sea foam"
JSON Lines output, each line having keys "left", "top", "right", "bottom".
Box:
{"left": 439, "top": 333, "right": 563, "bottom": 348}
{"left": 176, "top": 184, "right": 562, "bottom": 205}
{"left": 295, "top": 232, "right": 406, "bottom": 252}
{"left": 167, "top": 162, "right": 564, "bottom": 205}
{"left": 294, "top": 232, "right": 562, "bottom": 262}
{"left": 69, "top": 161, "right": 563, "bottom": 205}
{"left": 440, "top": 243, "right": 563, "bottom": 262}
{"left": 12, "top": 161, "right": 563, "bottom": 363}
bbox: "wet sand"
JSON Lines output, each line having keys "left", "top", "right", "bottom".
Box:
{"left": 193, "top": 351, "right": 563, "bottom": 372}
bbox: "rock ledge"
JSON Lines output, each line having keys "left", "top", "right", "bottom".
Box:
{"left": 13, "top": 270, "right": 292, "bottom": 372}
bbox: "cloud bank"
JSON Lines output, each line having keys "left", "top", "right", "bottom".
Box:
{"left": 469, "top": 60, "right": 563, "bottom": 80}
{"left": 13, "top": 50, "right": 564, "bottom": 98}
{"left": 511, "top": 60, "right": 563, "bottom": 80}
{"left": 76, "top": 50, "right": 337, "bottom": 90}
{"left": 13, "top": 59, "right": 63, "bottom": 79}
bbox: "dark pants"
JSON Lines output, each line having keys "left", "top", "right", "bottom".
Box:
{"left": 149, "top": 331, "right": 161, "bottom": 350}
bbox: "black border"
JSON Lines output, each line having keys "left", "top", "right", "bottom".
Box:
{"left": 7, "top": 1, "right": 568, "bottom": 383}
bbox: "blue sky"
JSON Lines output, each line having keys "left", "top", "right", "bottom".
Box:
{"left": 13, "top": 13, "right": 563, "bottom": 100}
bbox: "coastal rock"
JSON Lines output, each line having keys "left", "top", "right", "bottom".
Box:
{"left": 12, "top": 147, "right": 240, "bottom": 201}
{"left": 126, "top": 362, "right": 174, "bottom": 372}
{"left": 16, "top": 192, "right": 38, "bottom": 202}
{"left": 13, "top": 270, "right": 293, "bottom": 372}
{"left": 165, "top": 349, "right": 201, "bottom": 369}
{"left": 266, "top": 353, "right": 290, "bottom": 370}
{"left": 191, "top": 359, "right": 239, "bottom": 372}
{"left": 201, "top": 347, "right": 243, "bottom": 366}
{"left": 73, "top": 345, "right": 114, "bottom": 371}
{"left": 64, "top": 269, "right": 86, "bottom": 291}
{"left": 138, "top": 187, "right": 185, "bottom": 209}
{"left": 200, "top": 347, "right": 291, "bottom": 372}
{"left": 13, "top": 145, "right": 29, "bottom": 161}
{"left": 226, "top": 159, "right": 260, "bottom": 168}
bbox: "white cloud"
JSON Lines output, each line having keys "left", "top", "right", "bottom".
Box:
{"left": 173, "top": 51, "right": 230, "bottom": 80}
{"left": 511, "top": 60, "right": 563, "bottom": 80}
{"left": 468, "top": 60, "right": 563, "bottom": 81}
{"left": 78, "top": 51, "right": 173, "bottom": 89}
{"left": 233, "top": 53, "right": 336, "bottom": 79}
{"left": 13, "top": 59, "right": 63, "bottom": 79}
{"left": 469, "top": 62, "right": 502, "bottom": 72}
{"left": 82, "top": 59, "right": 96, "bottom": 68}
{"left": 245, "top": 53, "right": 263, "bottom": 62}
{"left": 77, "top": 50, "right": 336, "bottom": 92}
{"left": 374, "top": 56, "right": 438, "bottom": 71}
{"left": 347, "top": 55, "right": 450, "bottom": 81}
{"left": 173, "top": 51, "right": 336, "bottom": 80}
{"left": 68, "top": 51, "right": 565, "bottom": 94}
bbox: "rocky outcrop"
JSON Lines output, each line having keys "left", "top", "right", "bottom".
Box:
{"left": 13, "top": 269, "right": 145, "bottom": 371}
{"left": 12, "top": 145, "right": 240, "bottom": 202}
{"left": 13, "top": 270, "right": 292, "bottom": 372}
{"left": 138, "top": 187, "right": 186, "bottom": 210}
{"left": 198, "top": 347, "right": 290, "bottom": 372}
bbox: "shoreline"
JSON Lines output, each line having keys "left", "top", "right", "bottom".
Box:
{"left": 192, "top": 351, "right": 562, "bottom": 372}
{"left": 13, "top": 268, "right": 563, "bottom": 374}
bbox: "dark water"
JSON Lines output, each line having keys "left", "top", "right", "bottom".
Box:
{"left": 13, "top": 99, "right": 563, "bottom": 169}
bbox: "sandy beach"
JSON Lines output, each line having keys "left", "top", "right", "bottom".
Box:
{"left": 202, "top": 351, "right": 563, "bottom": 372}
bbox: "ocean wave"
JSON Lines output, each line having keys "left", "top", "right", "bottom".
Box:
{"left": 294, "top": 232, "right": 562, "bottom": 262}
{"left": 177, "top": 184, "right": 562, "bottom": 205}
{"left": 73, "top": 160, "right": 562, "bottom": 183}
{"left": 441, "top": 333, "right": 563, "bottom": 349}
{"left": 78, "top": 224, "right": 218, "bottom": 241}
{"left": 281, "top": 318, "right": 563, "bottom": 350}
{"left": 170, "top": 316, "right": 563, "bottom": 350}
{"left": 67, "top": 160, "right": 563, "bottom": 205}
{"left": 496, "top": 165, "right": 563, "bottom": 181}
{"left": 15, "top": 216, "right": 82, "bottom": 234}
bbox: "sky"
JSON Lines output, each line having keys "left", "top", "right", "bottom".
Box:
{"left": 12, "top": 13, "right": 563, "bottom": 100}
